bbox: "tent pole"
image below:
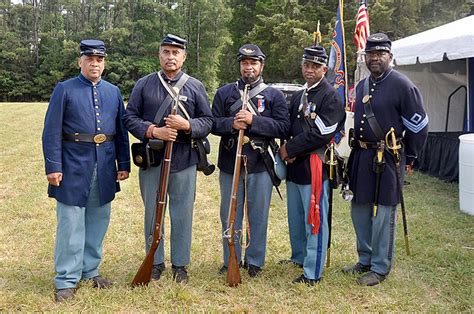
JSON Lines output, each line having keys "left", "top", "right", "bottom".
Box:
{"left": 467, "top": 58, "right": 471, "bottom": 132}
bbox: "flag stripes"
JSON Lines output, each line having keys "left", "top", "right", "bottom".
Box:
{"left": 354, "top": 2, "right": 370, "bottom": 51}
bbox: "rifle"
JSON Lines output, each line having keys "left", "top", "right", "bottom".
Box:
{"left": 131, "top": 87, "right": 179, "bottom": 287}
{"left": 224, "top": 84, "right": 250, "bottom": 287}
{"left": 386, "top": 127, "right": 411, "bottom": 256}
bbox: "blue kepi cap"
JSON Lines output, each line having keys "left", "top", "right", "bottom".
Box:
{"left": 161, "top": 34, "right": 187, "bottom": 49}
{"left": 80, "top": 39, "right": 107, "bottom": 57}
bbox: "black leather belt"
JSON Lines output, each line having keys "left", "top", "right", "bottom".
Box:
{"left": 357, "top": 140, "right": 379, "bottom": 149}
{"left": 357, "top": 138, "right": 403, "bottom": 149}
{"left": 63, "top": 133, "right": 114, "bottom": 144}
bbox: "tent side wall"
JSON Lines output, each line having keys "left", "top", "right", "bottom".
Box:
{"left": 395, "top": 59, "right": 468, "bottom": 132}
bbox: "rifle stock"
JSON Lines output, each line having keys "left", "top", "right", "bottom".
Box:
{"left": 225, "top": 84, "right": 250, "bottom": 287}
{"left": 131, "top": 88, "right": 179, "bottom": 287}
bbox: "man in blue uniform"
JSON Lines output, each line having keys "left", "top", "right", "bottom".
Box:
{"left": 123, "top": 34, "right": 212, "bottom": 284}
{"left": 212, "top": 44, "right": 289, "bottom": 277}
{"left": 279, "top": 46, "right": 345, "bottom": 285}
{"left": 344, "top": 33, "right": 428, "bottom": 286}
{"left": 42, "top": 39, "right": 130, "bottom": 302}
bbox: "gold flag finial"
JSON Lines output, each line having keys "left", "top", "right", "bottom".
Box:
{"left": 313, "top": 20, "right": 322, "bottom": 46}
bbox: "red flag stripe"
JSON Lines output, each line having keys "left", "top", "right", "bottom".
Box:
{"left": 354, "top": 4, "right": 370, "bottom": 51}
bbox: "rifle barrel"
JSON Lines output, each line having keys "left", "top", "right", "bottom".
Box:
{"left": 131, "top": 89, "right": 179, "bottom": 287}
{"left": 225, "top": 84, "right": 250, "bottom": 286}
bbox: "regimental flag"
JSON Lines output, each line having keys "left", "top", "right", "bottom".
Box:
{"left": 328, "top": 0, "right": 348, "bottom": 110}
{"left": 354, "top": 0, "right": 370, "bottom": 52}
{"left": 328, "top": 0, "right": 348, "bottom": 144}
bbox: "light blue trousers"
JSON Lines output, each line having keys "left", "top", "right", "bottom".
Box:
{"left": 286, "top": 180, "right": 330, "bottom": 280}
{"left": 219, "top": 171, "right": 273, "bottom": 268}
{"left": 54, "top": 168, "right": 111, "bottom": 289}
{"left": 350, "top": 202, "right": 397, "bottom": 275}
{"left": 139, "top": 165, "right": 196, "bottom": 267}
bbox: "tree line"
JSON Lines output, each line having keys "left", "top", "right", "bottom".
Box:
{"left": 0, "top": 0, "right": 471, "bottom": 102}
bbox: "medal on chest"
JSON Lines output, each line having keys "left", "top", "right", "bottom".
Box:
{"left": 257, "top": 97, "right": 265, "bottom": 113}
{"left": 310, "top": 103, "right": 317, "bottom": 119}
{"left": 304, "top": 102, "right": 311, "bottom": 117}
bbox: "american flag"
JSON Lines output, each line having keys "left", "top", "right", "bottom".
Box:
{"left": 354, "top": 0, "right": 370, "bottom": 52}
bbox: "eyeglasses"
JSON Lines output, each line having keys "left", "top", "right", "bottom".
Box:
{"left": 365, "top": 51, "right": 389, "bottom": 58}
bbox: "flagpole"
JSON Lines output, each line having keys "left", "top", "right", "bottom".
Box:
{"left": 354, "top": 0, "right": 370, "bottom": 88}
{"left": 314, "top": 20, "right": 321, "bottom": 46}
{"left": 339, "top": 0, "right": 348, "bottom": 110}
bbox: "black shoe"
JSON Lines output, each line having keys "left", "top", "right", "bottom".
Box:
{"left": 218, "top": 265, "right": 227, "bottom": 274}
{"left": 152, "top": 263, "right": 165, "bottom": 280}
{"left": 247, "top": 264, "right": 261, "bottom": 278}
{"left": 55, "top": 288, "right": 76, "bottom": 303}
{"left": 91, "top": 276, "right": 113, "bottom": 289}
{"left": 292, "top": 274, "right": 320, "bottom": 286}
{"left": 356, "top": 271, "right": 386, "bottom": 286}
{"left": 172, "top": 266, "right": 188, "bottom": 283}
{"left": 342, "top": 262, "right": 371, "bottom": 275}
{"left": 278, "top": 259, "right": 303, "bottom": 268}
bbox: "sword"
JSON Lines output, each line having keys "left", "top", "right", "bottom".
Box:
{"left": 386, "top": 127, "right": 411, "bottom": 256}
{"left": 326, "top": 187, "right": 333, "bottom": 267}
{"left": 373, "top": 140, "right": 385, "bottom": 216}
{"left": 325, "top": 140, "right": 339, "bottom": 267}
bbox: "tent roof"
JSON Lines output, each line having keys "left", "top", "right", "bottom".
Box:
{"left": 392, "top": 15, "right": 474, "bottom": 65}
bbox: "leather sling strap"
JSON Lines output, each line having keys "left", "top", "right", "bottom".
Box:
{"left": 153, "top": 70, "right": 190, "bottom": 124}
{"left": 228, "top": 82, "right": 268, "bottom": 115}
{"left": 363, "top": 77, "right": 385, "bottom": 140}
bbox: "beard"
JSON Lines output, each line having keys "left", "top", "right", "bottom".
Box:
{"left": 242, "top": 75, "right": 259, "bottom": 85}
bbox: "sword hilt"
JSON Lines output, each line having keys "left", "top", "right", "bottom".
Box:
{"left": 386, "top": 127, "right": 401, "bottom": 162}
{"left": 326, "top": 142, "right": 337, "bottom": 180}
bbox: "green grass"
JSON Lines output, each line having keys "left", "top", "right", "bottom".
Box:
{"left": 0, "top": 102, "right": 472, "bottom": 311}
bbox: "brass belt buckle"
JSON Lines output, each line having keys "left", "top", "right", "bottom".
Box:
{"left": 358, "top": 141, "right": 368, "bottom": 149}
{"left": 93, "top": 133, "right": 107, "bottom": 144}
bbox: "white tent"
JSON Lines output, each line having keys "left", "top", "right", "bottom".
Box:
{"left": 392, "top": 15, "right": 474, "bottom": 132}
